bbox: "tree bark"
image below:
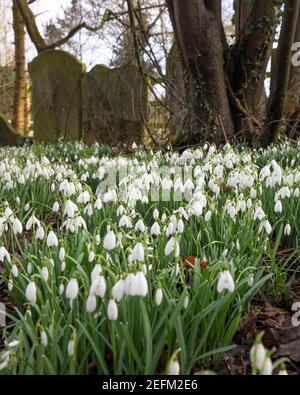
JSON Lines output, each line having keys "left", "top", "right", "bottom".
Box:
{"left": 229, "top": 0, "right": 277, "bottom": 138}
{"left": 261, "top": 0, "right": 300, "bottom": 146}
{"left": 12, "top": 2, "right": 26, "bottom": 134}
{"left": 166, "top": 0, "right": 234, "bottom": 143}
{"left": 234, "top": 0, "right": 252, "bottom": 37}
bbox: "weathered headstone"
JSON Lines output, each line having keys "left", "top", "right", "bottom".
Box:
{"left": 0, "top": 113, "right": 24, "bottom": 146}
{"left": 82, "top": 63, "right": 147, "bottom": 145}
{"left": 28, "top": 49, "right": 83, "bottom": 142}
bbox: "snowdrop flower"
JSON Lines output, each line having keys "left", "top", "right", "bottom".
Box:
{"left": 250, "top": 342, "right": 266, "bottom": 371}
{"left": 91, "top": 264, "right": 102, "bottom": 283}
{"left": 135, "top": 219, "right": 145, "bottom": 233}
{"left": 155, "top": 288, "right": 163, "bottom": 306}
{"left": 217, "top": 270, "right": 235, "bottom": 293}
{"left": 61, "top": 261, "right": 66, "bottom": 272}
{"left": 166, "top": 359, "right": 180, "bottom": 375}
{"left": 25, "top": 281, "right": 37, "bottom": 304}
{"left": 41, "top": 267, "right": 49, "bottom": 282}
{"left": 248, "top": 275, "right": 254, "bottom": 287}
{"left": 8, "top": 279, "right": 13, "bottom": 291}
{"left": 205, "top": 210, "right": 212, "bottom": 222}
{"left": 95, "top": 234, "right": 101, "bottom": 245}
{"left": 94, "top": 197, "right": 102, "bottom": 210}
{"left": 125, "top": 273, "right": 135, "bottom": 296}
{"left": 132, "top": 242, "right": 145, "bottom": 262}
{"left": 40, "top": 331, "right": 48, "bottom": 347}
{"left": 164, "top": 237, "right": 180, "bottom": 257}
{"left": 52, "top": 202, "right": 60, "bottom": 212}
{"left": 166, "top": 222, "right": 174, "bottom": 237}
{"left": 112, "top": 279, "right": 125, "bottom": 302}
{"left": 4, "top": 207, "right": 13, "bottom": 220}
{"left": 284, "top": 223, "right": 291, "bottom": 236}
{"left": 66, "top": 279, "right": 79, "bottom": 300}
{"left": 254, "top": 207, "right": 265, "bottom": 221}
{"left": 151, "top": 222, "right": 160, "bottom": 236}
{"left": 263, "top": 220, "right": 272, "bottom": 235}
{"left": 27, "top": 262, "right": 33, "bottom": 275}
{"left": 68, "top": 339, "right": 75, "bottom": 356}
{"left": 88, "top": 250, "right": 95, "bottom": 263}
{"left": 12, "top": 218, "right": 22, "bottom": 235}
{"left": 63, "top": 200, "right": 78, "bottom": 217}
{"left": 190, "top": 201, "right": 203, "bottom": 216}
{"left": 11, "top": 264, "right": 18, "bottom": 278}
{"left": 278, "top": 368, "right": 288, "bottom": 375}
{"left": 119, "top": 215, "right": 132, "bottom": 228}
{"left": 153, "top": 209, "right": 159, "bottom": 220}
{"left": 103, "top": 230, "right": 116, "bottom": 250}
{"left": 274, "top": 200, "right": 283, "bottom": 213}
{"left": 132, "top": 271, "right": 148, "bottom": 296}
{"left": 261, "top": 357, "right": 273, "bottom": 375}
{"left": 107, "top": 299, "right": 118, "bottom": 320}
{"left": 183, "top": 294, "right": 189, "bottom": 309}
{"left": 59, "top": 283, "right": 64, "bottom": 295}
{"left": 59, "top": 247, "right": 65, "bottom": 262}
{"left": 0, "top": 247, "right": 11, "bottom": 263}
{"left": 36, "top": 226, "right": 45, "bottom": 240}
{"left": 47, "top": 231, "right": 58, "bottom": 247}
{"left": 86, "top": 294, "right": 97, "bottom": 313}
{"left": 177, "top": 219, "right": 184, "bottom": 233}
{"left": 90, "top": 276, "right": 106, "bottom": 298}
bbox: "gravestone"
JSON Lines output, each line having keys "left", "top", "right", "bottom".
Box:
{"left": 28, "top": 49, "right": 83, "bottom": 142}
{"left": 82, "top": 63, "right": 147, "bottom": 145}
{"left": 0, "top": 114, "right": 24, "bottom": 146}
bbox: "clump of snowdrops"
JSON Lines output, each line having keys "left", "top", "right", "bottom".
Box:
{"left": 0, "top": 141, "right": 299, "bottom": 374}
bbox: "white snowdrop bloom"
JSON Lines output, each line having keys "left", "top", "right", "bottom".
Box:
{"left": 183, "top": 294, "right": 189, "bottom": 309}
{"left": 107, "top": 299, "right": 118, "bottom": 321}
{"left": 86, "top": 294, "right": 97, "bottom": 313}
{"left": 250, "top": 188, "right": 257, "bottom": 199}
{"left": 132, "top": 242, "right": 145, "bottom": 262}
{"left": 254, "top": 207, "right": 265, "bottom": 221}
{"left": 190, "top": 201, "right": 203, "bottom": 216}
{"left": 177, "top": 219, "right": 184, "bottom": 234}
{"left": 103, "top": 230, "right": 116, "bottom": 250}
{"left": 8, "top": 279, "right": 13, "bottom": 291}
{"left": 294, "top": 187, "right": 300, "bottom": 197}
{"left": 217, "top": 270, "right": 235, "bottom": 293}
{"left": 205, "top": 210, "right": 212, "bottom": 222}
{"left": 59, "top": 247, "right": 65, "bottom": 262}
{"left": 40, "top": 331, "right": 48, "bottom": 347}
{"left": 274, "top": 200, "right": 283, "bottom": 213}
{"left": 95, "top": 234, "right": 101, "bottom": 245}
{"left": 132, "top": 271, "right": 148, "bottom": 297}
{"left": 161, "top": 213, "right": 167, "bottom": 223}
{"left": 36, "top": 226, "right": 45, "bottom": 240}
{"left": 59, "top": 283, "right": 64, "bottom": 295}
{"left": 155, "top": 288, "right": 163, "bottom": 306}
{"left": 261, "top": 357, "right": 273, "bottom": 375}
{"left": 166, "top": 222, "right": 174, "bottom": 237}
{"left": 68, "top": 339, "right": 75, "bottom": 356}
{"left": 90, "top": 276, "right": 106, "bottom": 298}
{"left": 27, "top": 262, "right": 33, "bottom": 275}
{"left": 0, "top": 247, "right": 11, "bottom": 263}
{"left": 151, "top": 222, "right": 160, "bottom": 236}
{"left": 7, "top": 340, "right": 20, "bottom": 348}
{"left": 135, "top": 219, "right": 145, "bottom": 233}
{"left": 250, "top": 343, "right": 266, "bottom": 371}
{"left": 125, "top": 273, "right": 135, "bottom": 296}
{"left": 25, "top": 281, "right": 37, "bottom": 304}
{"left": 12, "top": 218, "right": 22, "bottom": 235}
{"left": 119, "top": 215, "right": 132, "bottom": 228}
{"left": 41, "top": 267, "right": 49, "bottom": 282}
{"left": 284, "top": 223, "right": 291, "bottom": 236}
{"left": 263, "top": 220, "right": 272, "bottom": 235}
{"left": 11, "top": 264, "right": 18, "bottom": 278}
{"left": 94, "top": 197, "right": 102, "bottom": 210}
{"left": 52, "top": 202, "right": 60, "bottom": 213}
{"left": 112, "top": 279, "right": 125, "bottom": 302}
{"left": 4, "top": 207, "right": 13, "bottom": 220}
{"left": 278, "top": 368, "right": 288, "bottom": 375}
{"left": 153, "top": 208, "right": 159, "bottom": 220}
{"left": 164, "top": 237, "right": 180, "bottom": 257}
{"left": 66, "top": 279, "right": 79, "bottom": 300}
{"left": 24, "top": 203, "right": 30, "bottom": 212}
{"left": 61, "top": 261, "right": 66, "bottom": 272}
{"left": 88, "top": 250, "right": 95, "bottom": 263}
{"left": 51, "top": 183, "right": 56, "bottom": 192}
{"left": 64, "top": 200, "right": 78, "bottom": 217}
{"left": 246, "top": 198, "right": 252, "bottom": 209}
{"left": 116, "top": 205, "right": 125, "bottom": 216}
{"left": 84, "top": 203, "right": 93, "bottom": 217}
{"left": 47, "top": 231, "right": 58, "bottom": 248}
{"left": 248, "top": 275, "right": 254, "bottom": 287}
{"left": 132, "top": 142, "right": 138, "bottom": 150}
{"left": 167, "top": 360, "right": 180, "bottom": 375}
{"left": 91, "top": 264, "right": 102, "bottom": 283}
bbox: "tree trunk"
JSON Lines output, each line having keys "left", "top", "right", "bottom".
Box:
{"left": 261, "top": 0, "right": 300, "bottom": 146}
{"left": 229, "top": 0, "right": 277, "bottom": 138}
{"left": 166, "top": 0, "right": 234, "bottom": 144}
{"left": 234, "top": 0, "right": 252, "bottom": 37}
{"left": 12, "top": 2, "right": 26, "bottom": 134}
